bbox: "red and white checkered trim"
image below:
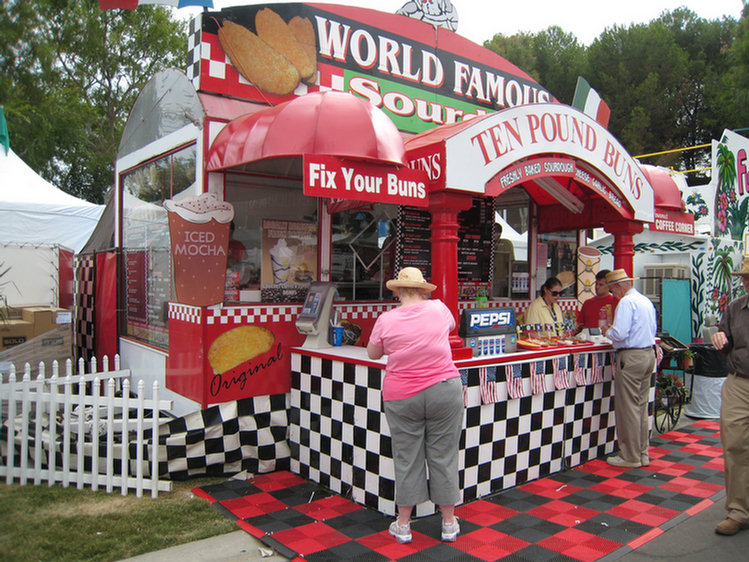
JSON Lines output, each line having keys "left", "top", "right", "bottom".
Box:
{"left": 169, "top": 299, "right": 577, "bottom": 326}
{"left": 206, "top": 305, "right": 301, "bottom": 325}
{"left": 169, "top": 304, "right": 203, "bottom": 325}
{"left": 335, "top": 303, "right": 397, "bottom": 321}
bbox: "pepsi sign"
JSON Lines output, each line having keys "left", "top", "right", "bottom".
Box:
{"left": 459, "top": 307, "right": 516, "bottom": 337}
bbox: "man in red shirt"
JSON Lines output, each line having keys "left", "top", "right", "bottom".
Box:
{"left": 577, "top": 269, "right": 617, "bottom": 330}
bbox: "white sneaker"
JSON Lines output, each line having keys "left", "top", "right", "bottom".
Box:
{"left": 441, "top": 517, "right": 460, "bottom": 542}
{"left": 389, "top": 520, "right": 412, "bottom": 543}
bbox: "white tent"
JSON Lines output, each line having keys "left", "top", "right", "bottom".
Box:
{"left": 0, "top": 148, "right": 103, "bottom": 253}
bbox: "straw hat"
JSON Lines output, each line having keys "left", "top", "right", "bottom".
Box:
{"left": 605, "top": 268, "right": 638, "bottom": 285}
{"left": 731, "top": 256, "right": 749, "bottom": 276}
{"left": 386, "top": 267, "right": 437, "bottom": 292}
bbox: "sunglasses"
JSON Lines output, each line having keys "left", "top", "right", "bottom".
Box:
{"left": 550, "top": 290, "right": 562, "bottom": 296}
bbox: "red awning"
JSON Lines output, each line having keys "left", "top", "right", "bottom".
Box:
{"left": 206, "top": 91, "right": 407, "bottom": 176}
{"left": 640, "top": 164, "right": 685, "bottom": 210}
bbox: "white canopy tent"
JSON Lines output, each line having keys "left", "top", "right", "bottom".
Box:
{"left": 0, "top": 148, "right": 103, "bottom": 253}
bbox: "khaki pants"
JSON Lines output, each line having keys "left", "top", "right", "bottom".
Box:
{"left": 614, "top": 348, "right": 656, "bottom": 463}
{"left": 721, "top": 373, "right": 749, "bottom": 524}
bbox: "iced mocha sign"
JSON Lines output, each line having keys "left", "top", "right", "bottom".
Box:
{"left": 190, "top": 3, "right": 552, "bottom": 134}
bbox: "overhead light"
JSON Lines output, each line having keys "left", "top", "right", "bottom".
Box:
{"left": 535, "top": 176, "right": 584, "bottom": 214}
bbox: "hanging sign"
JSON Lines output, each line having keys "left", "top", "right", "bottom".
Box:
{"left": 650, "top": 208, "right": 695, "bottom": 235}
{"left": 304, "top": 155, "right": 429, "bottom": 207}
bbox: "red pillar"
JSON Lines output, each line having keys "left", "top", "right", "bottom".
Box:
{"left": 429, "top": 191, "right": 474, "bottom": 359}
{"left": 604, "top": 221, "right": 644, "bottom": 276}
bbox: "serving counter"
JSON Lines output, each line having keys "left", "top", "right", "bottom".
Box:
{"left": 289, "top": 341, "right": 627, "bottom": 517}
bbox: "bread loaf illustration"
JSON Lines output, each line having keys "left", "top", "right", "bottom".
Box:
{"left": 217, "top": 19, "right": 300, "bottom": 96}
{"left": 208, "top": 325, "right": 275, "bottom": 374}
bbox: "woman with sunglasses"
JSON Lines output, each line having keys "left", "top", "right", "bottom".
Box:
{"left": 524, "top": 276, "right": 565, "bottom": 337}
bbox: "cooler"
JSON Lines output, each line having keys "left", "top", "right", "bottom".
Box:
{"left": 459, "top": 307, "right": 517, "bottom": 358}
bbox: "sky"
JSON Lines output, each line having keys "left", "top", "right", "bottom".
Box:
{"left": 178, "top": 0, "right": 745, "bottom": 46}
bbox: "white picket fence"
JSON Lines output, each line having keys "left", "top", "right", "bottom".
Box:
{"left": 0, "top": 355, "right": 174, "bottom": 497}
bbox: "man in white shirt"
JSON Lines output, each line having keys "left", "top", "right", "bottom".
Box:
{"left": 602, "top": 269, "right": 657, "bottom": 468}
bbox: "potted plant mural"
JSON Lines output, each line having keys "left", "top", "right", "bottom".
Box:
{"left": 715, "top": 142, "right": 749, "bottom": 241}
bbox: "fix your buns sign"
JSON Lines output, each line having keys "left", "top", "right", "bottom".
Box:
{"left": 304, "top": 155, "right": 429, "bottom": 207}
{"left": 195, "top": 4, "right": 552, "bottom": 133}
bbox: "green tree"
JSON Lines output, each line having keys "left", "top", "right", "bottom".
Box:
{"left": 586, "top": 22, "right": 688, "bottom": 157}
{"left": 656, "top": 7, "right": 738, "bottom": 181}
{"left": 720, "top": 1, "right": 749, "bottom": 135}
{"left": 484, "top": 26, "right": 587, "bottom": 104}
{"left": 0, "top": 0, "right": 188, "bottom": 203}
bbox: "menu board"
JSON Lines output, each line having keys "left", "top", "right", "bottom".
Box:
{"left": 126, "top": 250, "right": 147, "bottom": 322}
{"left": 457, "top": 198, "right": 495, "bottom": 283}
{"left": 397, "top": 199, "right": 495, "bottom": 284}
{"left": 397, "top": 206, "right": 432, "bottom": 278}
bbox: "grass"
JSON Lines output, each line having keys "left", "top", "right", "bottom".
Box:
{"left": 0, "top": 476, "right": 238, "bottom": 562}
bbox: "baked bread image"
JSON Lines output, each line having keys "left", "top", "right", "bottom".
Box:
{"left": 256, "top": 8, "right": 316, "bottom": 83}
{"left": 208, "top": 325, "right": 275, "bottom": 374}
{"left": 216, "top": 19, "right": 300, "bottom": 96}
{"left": 287, "top": 15, "right": 318, "bottom": 84}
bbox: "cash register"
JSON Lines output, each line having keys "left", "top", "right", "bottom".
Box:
{"left": 295, "top": 282, "right": 337, "bottom": 349}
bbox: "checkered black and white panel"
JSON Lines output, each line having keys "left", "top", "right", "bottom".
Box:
{"left": 186, "top": 16, "right": 202, "bottom": 88}
{"left": 157, "top": 394, "right": 290, "bottom": 480}
{"left": 74, "top": 254, "right": 96, "bottom": 362}
{"left": 563, "top": 380, "right": 617, "bottom": 468}
{"left": 461, "top": 369, "right": 566, "bottom": 503}
{"left": 289, "top": 348, "right": 624, "bottom": 518}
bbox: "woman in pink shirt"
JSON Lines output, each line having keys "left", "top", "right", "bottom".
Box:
{"left": 367, "top": 267, "right": 463, "bottom": 544}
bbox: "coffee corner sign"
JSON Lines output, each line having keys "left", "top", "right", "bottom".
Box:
{"left": 650, "top": 208, "right": 695, "bottom": 235}
{"left": 303, "top": 154, "right": 429, "bottom": 207}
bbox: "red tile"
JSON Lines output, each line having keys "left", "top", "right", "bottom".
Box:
{"left": 519, "top": 478, "right": 583, "bottom": 498}
{"left": 591, "top": 478, "right": 653, "bottom": 499}
{"left": 456, "top": 500, "right": 519, "bottom": 526}
{"left": 527, "top": 500, "right": 600, "bottom": 527}
{"left": 679, "top": 443, "right": 724, "bottom": 457}
{"left": 453, "top": 527, "right": 530, "bottom": 561}
{"left": 358, "top": 529, "right": 439, "bottom": 558}
{"left": 295, "top": 495, "right": 363, "bottom": 520}
{"left": 538, "top": 527, "right": 621, "bottom": 562}
{"left": 221, "top": 492, "right": 287, "bottom": 518}
{"left": 659, "top": 476, "right": 724, "bottom": 498}
{"left": 251, "top": 471, "right": 308, "bottom": 491}
{"left": 270, "top": 521, "right": 351, "bottom": 555}
{"left": 606, "top": 499, "right": 681, "bottom": 526}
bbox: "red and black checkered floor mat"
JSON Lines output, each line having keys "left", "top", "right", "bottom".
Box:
{"left": 193, "top": 420, "right": 724, "bottom": 562}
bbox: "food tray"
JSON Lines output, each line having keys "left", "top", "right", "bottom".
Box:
{"left": 517, "top": 338, "right": 598, "bottom": 351}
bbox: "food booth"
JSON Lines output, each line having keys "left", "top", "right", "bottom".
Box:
{"left": 85, "top": 3, "right": 655, "bottom": 515}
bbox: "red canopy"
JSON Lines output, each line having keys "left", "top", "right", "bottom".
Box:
{"left": 206, "top": 91, "right": 407, "bottom": 175}
{"left": 640, "top": 164, "right": 685, "bottom": 210}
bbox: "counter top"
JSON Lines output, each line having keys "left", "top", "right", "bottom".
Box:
{"left": 291, "top": 342, "right": 614, "bottom": 368}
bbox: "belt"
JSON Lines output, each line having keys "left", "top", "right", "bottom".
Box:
{"left": 616, "top": 346, "right": 655, "bottom": 352}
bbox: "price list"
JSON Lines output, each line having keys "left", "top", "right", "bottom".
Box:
{"left": 397, "top": 207, "right": 432, "bottom": 278}
{"left": 457, "top": 198, "right": 494, "bottom": 282}
{"left": 126, "top": 250, "right": 147, "bottom": 322}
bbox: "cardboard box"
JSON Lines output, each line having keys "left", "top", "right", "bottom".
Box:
{"left": 0, "top": 325, "right": 72, "bottom": 375}
{"left": 21, "top": 306, "right": 71, "bottom": 337}
{"left": 0, "top": 319, "right": 35, "bottom": 351}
